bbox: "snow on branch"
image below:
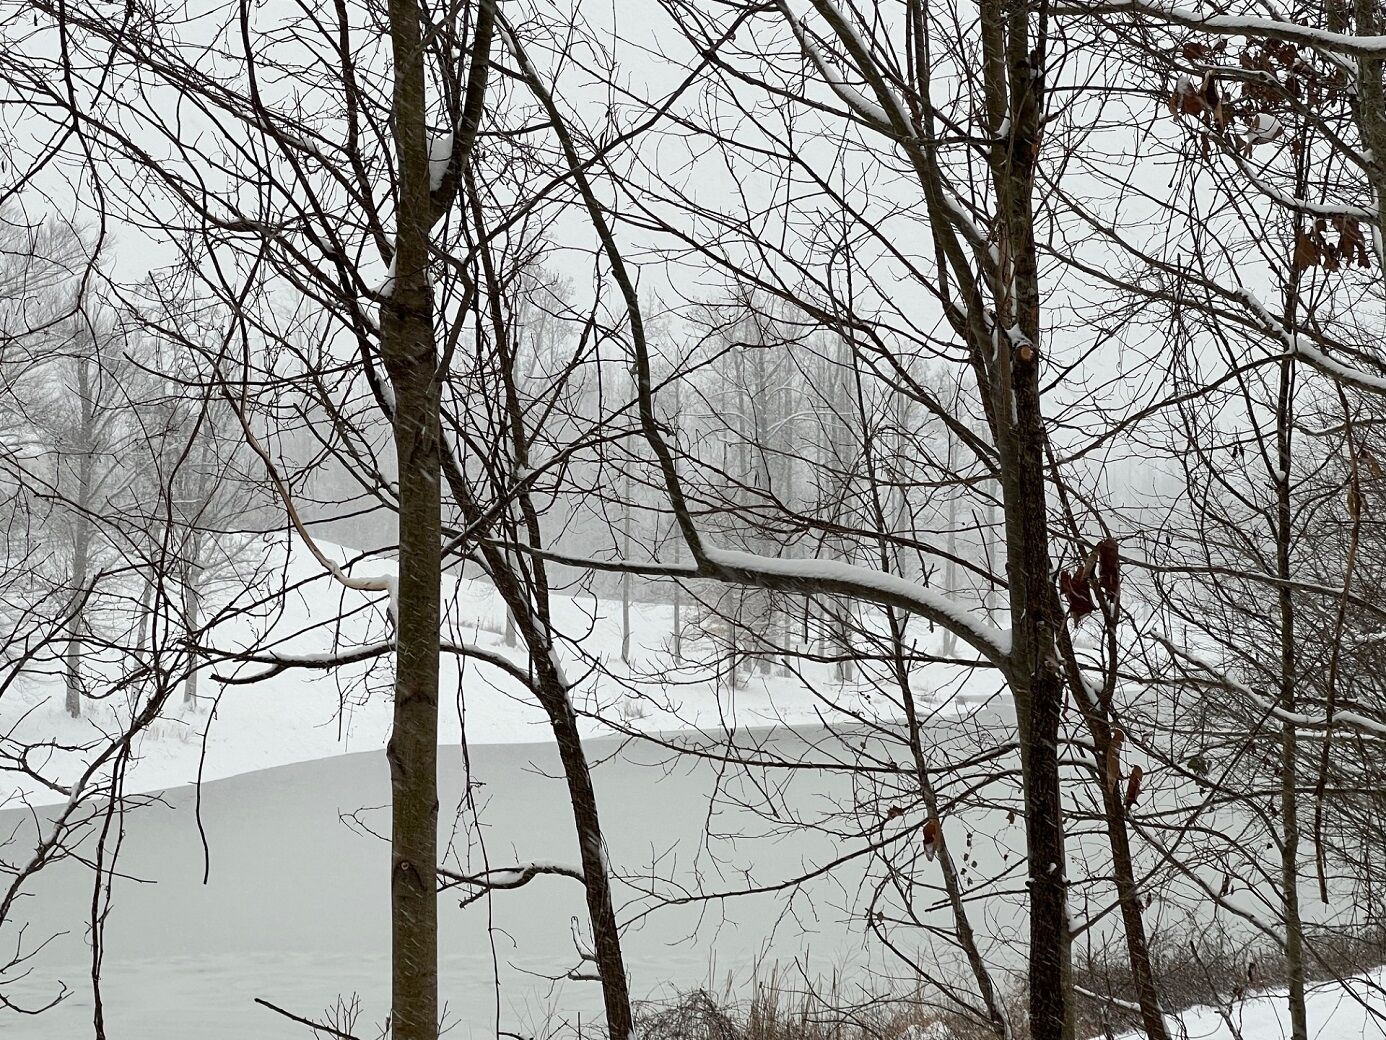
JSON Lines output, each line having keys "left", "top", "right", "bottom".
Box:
{"left": 428, "top": 131, "right": 454, "bottom": 193}
{"left": 1073, "top": 986, "right": 1142, "bottom": 1014}
{"left": 1233, "top": 287, "right": 1386, "bottom": 395}
{"left": 1229, "top": 153, "right": 1375, "bottom": 224}
{"left": 1291, "top": 338, "right": 1386, "bottom": 396}
{"left": 438, "top": 862, "right": 585, "bottom": 908}
{"left": 1066, "top": 1, "right": 1386, "bottom": 60}
{"left": 700, "top": 547, "right": 1012, "bottom": 663}
{"left": 777, "top": 3, "right": 895, "bottom": 133}
{"left": 211, "top": 639, "right": 533, "bottom": 685}
{"left": 792, "top": 0, "right": 914, "bottom": 131}
{"left": 487, "top": 539, "right": 1011, "bottom": 668}
{"left": 1158, "top": 637, "right": 1386, "bottom": 740}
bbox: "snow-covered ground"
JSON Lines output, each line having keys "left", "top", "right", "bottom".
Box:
{"left": 5, "top": 538, "right": 1385, "bottom": 1039}
{"left": 0, "top": 733, "right": 922, "bottom": 1039}
{"left": 2, "top": 535, "right": 1000, "bottom": 805}
{"left": 1113, "top": 970, "right": 1386, "bottom": 1040}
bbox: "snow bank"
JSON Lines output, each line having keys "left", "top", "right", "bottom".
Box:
{"left": 1108, "top": 968, "right": 1386, "bottom": 1040}
{"left": 2, "top": 534, "right": 997, "bottom": 805}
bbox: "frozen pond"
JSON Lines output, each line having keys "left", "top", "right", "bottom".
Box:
{"left": 3, "top": 726, "right": 1026, "bottom": 1039}
{"left": 2, "top": 715, "right": 1344, "bottom": 1039}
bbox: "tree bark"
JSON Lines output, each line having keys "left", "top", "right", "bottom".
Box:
{"left": 182, "top": 531, "right": 203, "bottom": 707}
{"left": 384, "top": 0, "right": 443, "bottom": 1035}
{"left": 979, "top": 4, "right": 1071, "bottom": 1036}
{"left": 65, "top": 455, "right": 95, "bottom": 718}
{"left": 64, "top": 526, "right": 89, "bottom": 719}
{"left": 1276, "top": 353, "right": 1308, "bottom": 1040}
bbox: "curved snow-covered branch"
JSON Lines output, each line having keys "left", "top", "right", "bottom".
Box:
{"left": 1291, "top": 339, "right": 1386, "bottom": 396}
{"left": 439, "top": 862, "right": 585, "bottom": 907}
{"left": 481, "top": 539, "right": 1012, "bottom": 670}
{"left": 776, "top": 2, "right": 895, "bottom": 134}
{"left": 210, "top": 639, "right": 533, "bottom": 685}
{"left": 1158, "top": 637, "right": 1386, "bottom": 740}
{"left": 700, "top": 547, "right": 1012, "bottom": 665}
{"left": 1230, "top": 286, "right": 1386, "bottom": 396}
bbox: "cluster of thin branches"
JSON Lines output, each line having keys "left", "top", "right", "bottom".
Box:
{"left": 5, "top": 3, "right": 1386, "bottom": 1040}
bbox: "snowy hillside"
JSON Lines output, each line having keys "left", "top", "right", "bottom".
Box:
{"left": 2, "top": 534, "right": 996, "bottom": 804}
{"left": 1111, "top": 969, "right": 1386, "bottom": 1040}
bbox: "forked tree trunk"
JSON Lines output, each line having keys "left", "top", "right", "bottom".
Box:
{"left": 977, "top": 3, "right": 1071, "bottom": 1035}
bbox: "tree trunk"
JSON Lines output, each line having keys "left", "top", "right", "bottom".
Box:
{"left": 454, "top": 521, "right": 637, "bottom": 1040}
{"left": 64, "top": 480, "right": 94, "bottom": 719}
{"left": 384, "top": 0, "right": 443, "bottom": 1034}
{"left": 1275, "top": 133, "right": 1310, "bottom": 1038}
{"left": 1276, "top": 358, "right": 1309, "bottom": 1040}
{"left": 978, "top": 3, "right": 1070, "bottom": 1035}
{"left": 621, "top": 473, "right": 632, "bottom": 663}
{"left": 1073, "top": 689, "right": 1171, "bottom": 1040}
{"left": 542, "top": 673, "right": 635, "bottom": 1040}
{"left": 182, "top": 533, "right": 203, "bottom": 707}
{"left": 136, "top": 573, "right": 153, "bottom": 652}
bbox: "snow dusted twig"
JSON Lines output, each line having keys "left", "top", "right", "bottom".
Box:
{"left": 776, "top": 2, "right": 895, "bottom": 134}
{"left": 1073, "top": 985, "right": 1143, "bottom": 1014}
{"left": 1157, "top": 636, "right": 1386, "bottom": 740}
{"left": 210, "top": 639, "right": 534, "bottom": 685}
{"left": 569, "top": 914, "right": 597, "bottom": 962}
{"left": 438, "top": 862, "right": 585, "bottom": 908}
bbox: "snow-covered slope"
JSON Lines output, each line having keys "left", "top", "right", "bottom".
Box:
{"left": 1110, "top": 970, "right": 1386, "bottom": 1040}
{"left": 2, "top": 535, "right": 997, "bottom": 804}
